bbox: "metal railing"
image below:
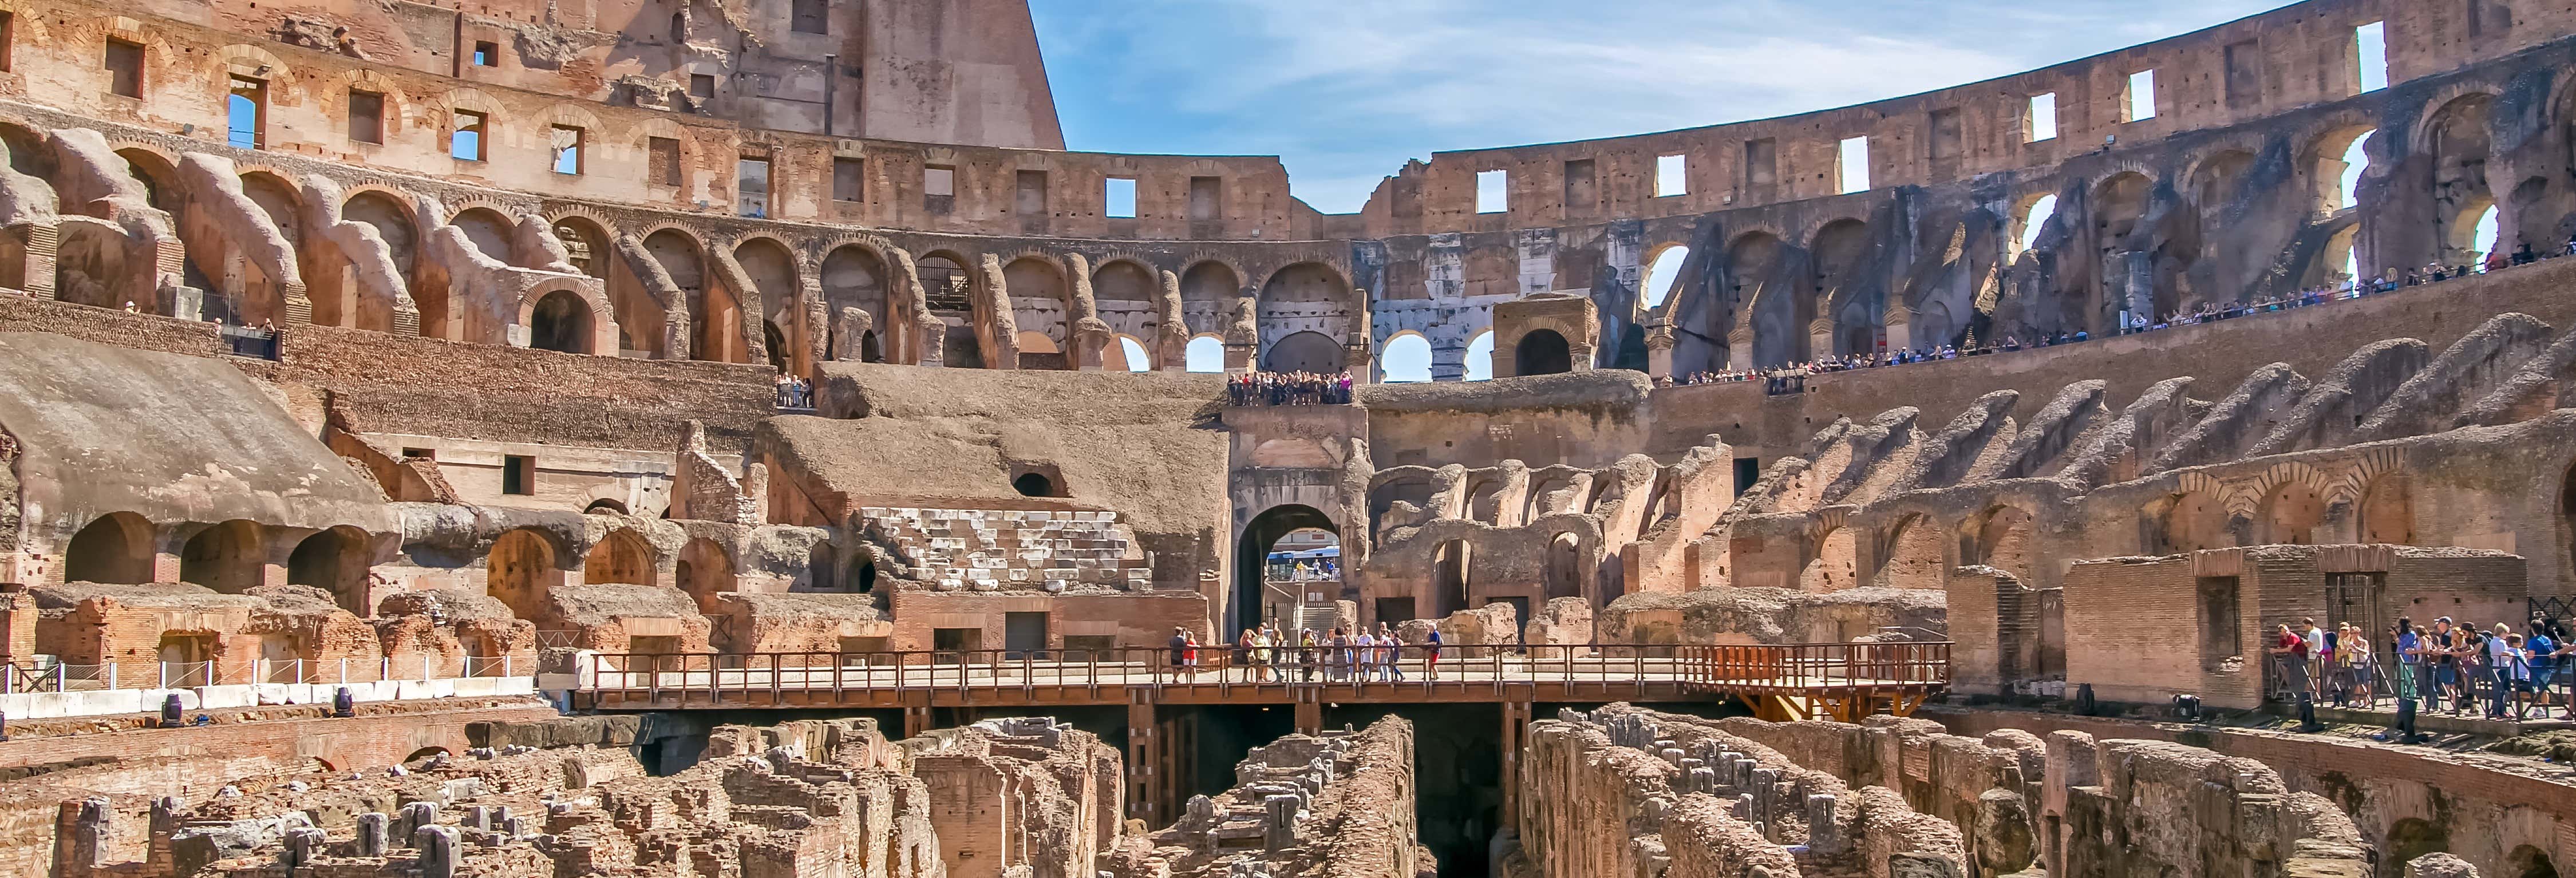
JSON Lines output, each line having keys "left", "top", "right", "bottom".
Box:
{"left": 579, "top": 641, "right": 1951, "bottom": 705}
{"left": 218, "top": 326, "right": 280, "bottom": 360}
{"left": 0, "top": 655, "right": 525, "bottom": 693}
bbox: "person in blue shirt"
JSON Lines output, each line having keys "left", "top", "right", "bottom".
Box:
{"left": 2529, "top": 619, "right": 2562, "bottom": 718}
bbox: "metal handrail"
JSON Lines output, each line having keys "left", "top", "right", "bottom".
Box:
{"left": 576, "top": 641, "right": 1952, "bottom": 705}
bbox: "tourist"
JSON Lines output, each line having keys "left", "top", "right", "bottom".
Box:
{"left": 1425, "top": 628, "right": 1444, "bottom": 681}
{"left": 1378, "top": 624, "right": 1405, "bottom": 682}
{"left": 1235, "top": 628, "right": 1258, "bottom": 683}
{"left": 1167, "top": 627, "right": 1192, "bottom": 683}
{"left": 2299, "top": 618, "right": 2325, "bottom": 702}
{"left": 2503, "top": 633, "right": 2535, "bottom": 720}
{"left": 1298, "top": 629, "right": 1318, "bottom": 682}
{"left": 2383, "top": 618, "right": 2425, "bottom": 742}
{"left": 2429, "top": 618, "right": 2459, "bottom": 713}
{"left": 1350, "top": 627, "right": 1374, "bottom": 681}
{"left": 2487, "top": 623, "right": 2520, "bottom": 718}
{"left": 2549, "top": 623, "right": 2576, "bottom": 718}
{"left": 2525, "top": 620, "right": 2557, "bottom": 717}
{"left": 1254, "top": 624, "right": 1278, "bottom": 682}
{"left": 2338, "top": 625, "right": 2373, "bottom": 710}
{"left": 2269, "top": 623, "right": 2309, "bottom": 705}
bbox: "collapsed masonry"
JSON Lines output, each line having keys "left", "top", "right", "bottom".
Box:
{"left": 1106, "top": 716, "right": 1424, "bottom": 878}
{"left": 1508, "top": 704, "right": 2370, "bottom": 878}
{"left": 49, "top": 715, "right": 1127, "bottom": 878}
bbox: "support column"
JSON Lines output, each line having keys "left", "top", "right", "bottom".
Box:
{"left": 902, "top": 704, "right": 933, "bottom": 739}
{"left": 1126, "top": 693, "right": 1158, "bottom": 823}
{"left": 1500, "top": 700, "right": 1531, "bottom": 822}
{"left": 1293, "top": 690, "right": 1322, "bottom": 735}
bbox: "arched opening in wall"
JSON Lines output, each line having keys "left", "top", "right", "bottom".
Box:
{"left": 1800, "top": 527, "right": 1859, "bottom": 592}
{"left": 1726, "top": 232, "right": 1796, "bottom": 367}
{"left": 1875, "top": 514, "right": 1947, "bottom": 590}
{"left": 404, "top": 746, "right": 451, "bottom": 765}
{"left": 529, "top": 290, "right": 594, "bottom": 354}
{"left": 764, "top": 321, "right": 789, "bottom": 373}
{"left": 1234, "top": 505, "right": 1337, "bottom": 634}
{"left": 1003, "top": 256, "right": 1070, "bottom": 369}
{"left": 2305, "top": 222, "right": 2364, "bottom": 290}
{"left": 53, "top": 222, "right": 131, "bottom": 309}
{"left": 584, "top": 528, "right": 656, "bottom": 586}
{"left": 240, "top": 172, "right": 304, "bottom": 266}
{"left": 486, "top": 528, "right": 562, "bottom": 620}
{"left": 1104, "top": 335, "right": 1153, "bottom": 371}
{"left": 1179, "top": 261, "right": 1240, "bottom": 337}
{"left": 1368, "top": 476, "right": 1436, "bottom": 540}
{"left": 1258, "top": 262, "right": 1352, "bottom": 363}
{"left": 116, "top": 149, "right": 183, "bottom": 215}
{"left": 736, "top": 239, "right": 801, "bottom": 372}
{"left": 287, "top": 526, "right": 372, "bottom": 614}
{"left": 179, "top": 520, "right": 265, "bottom": 594}
{"left": 2190, "top": 151, "right": 2254, "bottom": 222}
{"left": 2386, "top": 819, "right": 2449, "bottom": 868}
{"left": 676, "top": 537, "right": 736, "bottom": 616}
{"left": 2508, "top": 845, "right": 2559, "bottom": 878}
{"left": 1641, "top": 245, "right": 1690, "bottom": 310}
{"left": 1380, "top": 331, "right": 1432, "bottom": 382}
{"left": 2153, "top": 491, "right": 2233, "bottom": 553}
{"left": 1263, "top": 330, "right": 1344, "bottom": 373}
{"left": 551, "top": 217, "right": 611, "bottom": 279}
{"left": 584, "top": 499, "right": 629, "bottom": 515}
{"left": 2429, "top": 93, "right": 2497, "bottom": 265}
{"left": 346, "top": 191, "right": 419, "bottom": 282}
{"left": 1262, "top": 527, "right": 1343, "bottom": 624}
{"left": 1013, "top": 472, "right": 1057, "bottom": 497}
{"left": 2447, "top": 199, "right": 2502, "bottom": 267}
{"left": 1463, "top": 330, "right": 1495, "bottom": 381}
{"left": 1544, "top": 533, "right": 1582, "bottom": 600}
{"left": 1093, "top": 259, "right": 1157, "bottom": 349}
{"left": 1464, "top": 477, "right": 1506, "bottom": 524}
{"left": 64, "top": 512, "right": 155, "bottom": 584}
{"left": 2258, "top": 480, "right": 2326, "bottom": 545}
{"left": 2308, "top": 126, "right": 2377, "bottom": 215}
{"left": 2013, "top": 193, "right": 2060, "bottom": 256}
{"left": 451, "top": 208, "right": 516, "bottom": 265}
{"left": 1970, "top": 506, "right": 2035, "bottom": 584}
{"left": 805, "top": 543, "right": 837, "bottom": 592}
{"left": 820, "top": 245, "right": 888, "bottom": 362}
{"left": 0, "top": 124, "right": 46, "bottom": 178}
{"left": 1809, "top": 219, "right": 1875, "bottom": 356}
{"left": 916, "top": 253, "right": 983, "bottom": 367}
{"left": 1513, "top": 329, "right": 1572, "bottom": 376}
{"left": 1433, "top": 539, "right": 1471, "bottom": 618}
{"left": 2093, "top": 172, "right": 2155, "bottom": 318}
{"left": 2357, "top": 474, "right": 2415, "bottom": 545}
{"left": 848, "top": 556, "right": 878, "bottom": 594}
{"left": 1185, "top": 334, "right": 1226, "bottom": 373}
{"left": 641, "top": 230, "right": 707, "bottom": 355}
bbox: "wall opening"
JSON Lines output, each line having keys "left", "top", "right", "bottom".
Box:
{"left": 529, "top": 290, "right": 593, "bottom": 354}
{"left": 1380, "top": 332, "right": 1432, "bottom": 382}
{"left": 2123, "top": 69, "right": 2157, "bottom": 122}
{"left": 584, "top": 529, "right": 655, "bottom": 586}
{"left": 487, "top": 528, "right": 562, "bottom": 620}
{"left": 2354, "top": 22, "right": 2388, "bottom": 92}
{"left": 1642, "top": 246, "right": 1689, "bottom": 309}
{"left": 1104, "top": 176, "right": 1137, "bottom": 219}
{"left": 2026, "top": 93, "right": 2058, "bottom": 143}
{"left": 1234, "top": 505, "right": 1337, "bottom": 634}
{"left": 1835, "top": 136, "right": 1871, "bottom": 193}
{"left": 1876, "top": 515, "right": 1946, "bottom": 590}
{"left": 180, "top": 520, "right": 264, "bottom": 594}
{"left": 1186, "top": 335, "right": 1225, "bottom": 373}
{"left": 1655, "top": 154, "right": 1687, "bottom": 197}
{"left": 1544, "top": 533, "right": 1581, "bottom": 600}
{"left": 1475, "top": 170, "right": 1507, "bottom": 214}
{"left": 226, "top": 76, "right": 266, "bottom": 149}
{"left": 1433, "top": 539, "right": 1471, "bottom": 618}
{"left": 288, "top": 526, "right": 372, "bottom": 614}
{"left": 677, "top": 537, "right": 735, "bottom": 615}
{"left": 550, "top": 125, "right": 585, "bottom": 175}
{"left": 1263, "top": 330, "right": 1344, "bottom": 373}
{"left": 1513, "top": 329, "right": 1571, "bottom": 376}
{"left": 64, "top": 512, "right": 154, "bottom": 584}
{"left": 2195, "top": 576, "right": 2242, "bottom": 671}
{"left": 1013, "top": 472, "right": 1057, "bottom": 497}
{"left": 2016, "top": 193, "right": 2060, "bottom": 255}
{"left": 1463, "top": 330, "right": 1494, "bottom": 381}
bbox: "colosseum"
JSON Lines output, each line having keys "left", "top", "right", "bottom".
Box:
{"left": 0, "top": 0, "right": 2570, "bottom": 875}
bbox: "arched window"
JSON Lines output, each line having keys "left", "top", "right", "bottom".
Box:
{"left": 1184, "top": 335, "right": 1226, "bottom": 373}
{"left": 529, "top": 290, "right": 593, "bottom": 354}
{"left": 1641, "top": 247, "right": 1689, "bottom": 309}
{"left": 2016, "top": 194, "right": 2059, "bottom": 255}
{"left": 1109, "top": 335, "right": 1153, "bottom": 372}
{"left": 1514, "top": 329, "right": 1572, "bottom": 375}
{"left": 1380, "top": 333, "right": 1432, "bottom": 382}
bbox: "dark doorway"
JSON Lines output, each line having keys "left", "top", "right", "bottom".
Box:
{"left": 1262, "top": 330, "right": 1345, "bottom": 373}
{"left": 1004, "top": 612, "right": 1048, "bottom": 659}
{"left": 1514, "top": 329, "right": 1572, "bottom": 375}
{"left": 1234, "top": 505, "right": 1338, "bottom": 635}
{"left": 1433, "top": 540, "right": 1470, "bottom": 617}
{"left": 1375, "top": 597, "right": 1417, "bottom": 625}
{"left": 528, "top": 290, "right": 592, "bottom": 353}
{"left": 1495, "top": 596, "right": 1530, "bottom": 640}
{"left": 932, "top": 627, "right": 981, "bottom": 663}
{"left": 65, "top": 512, "right": 153, "bottom": 584}
{"left": 1014, "top": 472, "right": 1056, "bottom": 497}
{"left": 1544, "top": 533, "right": 1582, "bottom": 600}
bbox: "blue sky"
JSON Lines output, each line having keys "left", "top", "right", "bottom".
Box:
{"left": 1028, "top": 0, "right": 2298, "bottom": 215}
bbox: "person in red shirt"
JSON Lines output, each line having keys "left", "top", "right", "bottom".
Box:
{"left": 2270, "top": 623, "right": 2311, "bottom": 703}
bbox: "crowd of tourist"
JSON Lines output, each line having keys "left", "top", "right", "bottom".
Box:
{"left": 1164, "top": 623, "right": 1449, "bottom": 683}
{"left": 1228, "top": 371, "right": 1356, "bottom": 406}
{"left": 1660, "top": 235, "right": 2576, "bottom": 393}
{"left": 2269, "top": 615, "right": 2576, "bottom": 733}
{"left": 773, "top": 374, "right": 815, "bottom": 410}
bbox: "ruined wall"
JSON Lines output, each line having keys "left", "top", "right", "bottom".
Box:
{"left": 1109, "top": 716, "right": 1420, "bottom": 878}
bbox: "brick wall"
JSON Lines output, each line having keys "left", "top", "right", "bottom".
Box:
{"left": 863, "top": 507, "right": 1152, "bottom": 592}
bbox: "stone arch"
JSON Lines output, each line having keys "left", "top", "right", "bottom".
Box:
{"left": 2150, "top": 490, "right": 2233, "bottom": 553}
{"left": 345, "top": 190, "right": 418, "bottom": 278}
{"left": 53, "top": 219, "right": 133, "bottom": 309}
{"left": 677, "top": 537, "right": 735, "bottom": 615}
{"left": 2009, "top": 189, "right": 2063, "bottom": 257}
{"left": 1726, "top": 231, "right": 1797, "bottom": 367}
{"left": 1003, "top": 255, "right": 1069, "bottom": 367}
{"left": 821, "top": 243, "right": 890, "bottom": 362}
{"left": 1875, "top": 513, "right": 1947, "bottom": 590}
{"left": 2507, "top": 845, "right": 2559, "bottom": 878}
{"left": 1235, "top": 504, "right": 1338, "bottom": 632}
{"left": 583, "top": 499, "right": 630, "bottom": 515}
{"left": 527, "top": 288, "right": 595, "bottom": 354}
{"left": 2425, "top": 93, "right": 2499, "bottom": 263}
{"left": 238, "top": 170, "right": 304, "bottom": 248}
{"left": 0, "top": 122, "right": 48, "bottom": 178}
{"left": 2385, "top": 818, "right": 2449, "bottom": 868}
{"left": 487, "top": 528, "right": 564, "bottom": 620}
{"left": 1967, "top": 505, "right": 2036, "bottom": 583}
{"left": 1258, "top": 262, "right": 1353, "bottom": 360}
{"left": 287, "top": 525, "right": 373, "bottom": 614}
{"left": 64, "top": 512, "right": 156, "bottom": 584}
{"left": 1809, "top": 218, "right": 1876, "bottom": 356}
{"left": 1639, "top": 242, "right": 1693, "bottom": 312}
{"left": 1433, "top": 538, "right": 1472, "bottom": 618}
{"left": 1092, "top": 258, "right": 1159, "bottom": 341}
{"left": 1800, "top": 525, "right": 1859, "bottom": 592}
{"left": 916, "top": 250, "right": 981, "bottom": 367}
{"left": 179, "top": 519, "right": 266, "bottom": 594}
{"left": 1263, "top": 330, "right": 1344, "bottom": 373}
{"left": 2357, "top": 473, "right": 2415, "bottom": 545}
{"left": 1368, "top": 473, "right": 1436, "bottom": 539}
{"left": 643, "top": 228, "right": 734, "bottom": 362}
{"left": 2258, "top": 478, "right": 2328, "bottom": 545}
{"left": 1380, "top": 330, "right": 1433, "bottom": 382}
{"left": 114, "top": 147, "right": 184, "bottom": 215}
{"left": 1180, "top": 260, "right": 1242, "bottom": 336}
{"left": 734, "top": 236, "right": 804, "bottom": 374}
{"left": 451, "top": 207, "right": 515, "bottom": 264}
{"left": 2304, "top": 124, "right": 2379, "bottom": 216}
{"left": 1514, "top": 328, "right": 1572, "bottom": 375}
{"left": 550, "top": 215, "right": 611, "bottom": 279}
{"left": 584, "top": 528, "right": 657, "bottom": 586}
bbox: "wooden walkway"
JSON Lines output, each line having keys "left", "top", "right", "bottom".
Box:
{"left": 573, "top": 641, "right": 1949, "bottom": 723}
